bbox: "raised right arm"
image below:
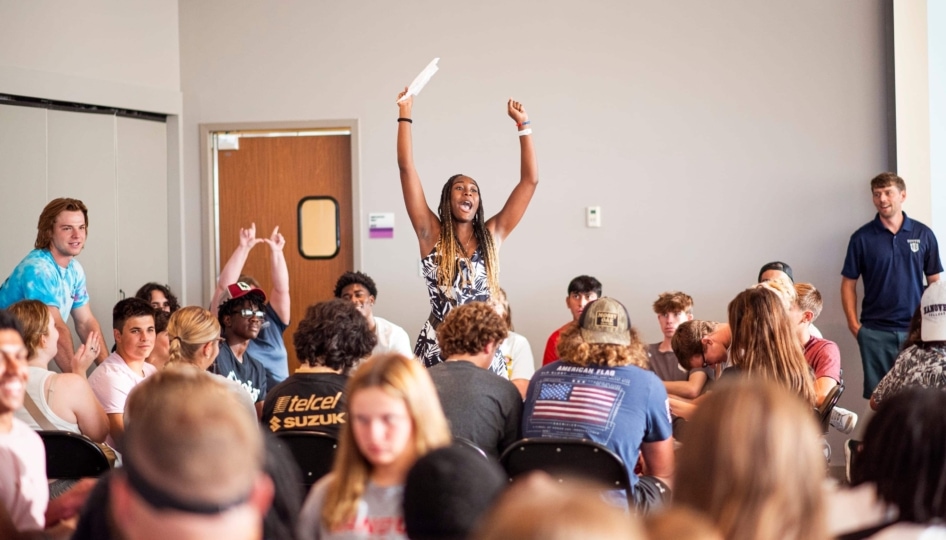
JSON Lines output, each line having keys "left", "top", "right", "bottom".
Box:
{"left": 211, "top": 223, "right": 262, "bottom": 316}
{"left": 397, "top": 89, "right": 440, "bottom": 256}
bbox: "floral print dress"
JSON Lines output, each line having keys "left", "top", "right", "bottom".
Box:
{"left": 414, "top": 247, "right": 507, "bottom": 378}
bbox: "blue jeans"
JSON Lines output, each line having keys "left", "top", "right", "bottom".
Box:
{"left": 857, "top": 326, "right": 907, "bottom": 399}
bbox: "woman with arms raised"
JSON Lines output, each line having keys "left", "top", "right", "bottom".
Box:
{"left": 397, "top": 88, "right": 538, "bottom": 372}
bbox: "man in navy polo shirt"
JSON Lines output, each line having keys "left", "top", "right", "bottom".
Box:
{"left": 841, "top": 172, "right": 943, "bottom": 399}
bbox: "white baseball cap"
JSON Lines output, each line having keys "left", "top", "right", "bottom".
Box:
{"left": 921, "top": 281, "right": 946, "bottom": 342}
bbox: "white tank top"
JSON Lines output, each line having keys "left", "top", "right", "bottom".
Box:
{"left": 13, "top": 367, "right": 80, "bottom": 433}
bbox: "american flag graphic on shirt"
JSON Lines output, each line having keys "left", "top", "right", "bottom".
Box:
{"left": 532, "top": 382, "right": 619, "bottom": 426}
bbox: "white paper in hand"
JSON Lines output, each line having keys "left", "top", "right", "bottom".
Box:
{"left": 398, "top": 58, "right": 440, "bottom": 102}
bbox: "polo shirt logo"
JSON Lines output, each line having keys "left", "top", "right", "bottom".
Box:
{"left": 909, "top": 239, "right": 921, "bottom": 252}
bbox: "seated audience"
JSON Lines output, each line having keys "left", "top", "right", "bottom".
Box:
{"left": 134, "top": 282, "right": 180, "bottom": 314}
{"left": 0, "top": 309, "right": 96, "bottom": 539}
{"left": 492, "top": 288, "right": 535, "bottom": 398}
{"left": 470, "top": 474, "right": 647, "bottom": 540}
{"left": 523, "top": 297, "right": 673, "bottom": 514}
{"left": 842, "top": 387, "right": 946, "bottom": 539}
{"left": 542, "top": 275, "right": 601, "bottom": 365}
{"left": 87, "top": 297, "right": 157, "bottom": 449}
{"left": 78, "top": 367, "right": 275, "bottom": 540}
{"left": 215, "top": 282, "right": 270, "bottom": 418}
{"left": 144, "top": 310, "right": 171, "bottom": 370}
{"left": 428, "top": 302, "right": 521, "bottom": 458}
{"left": 870, "top": 280, "right": 946, "bottom": 411}
{"left": 8, "top": 300, "right": 107, "bottom": 442}
{"left": 211, "top": 223, "right": 292, "bottom": 390}
{"left": 402, "top": 444, "right": 507, "bottom": 540}
{"left": 334, "top": 271, "right": 412, "bottom": 358}
{"left": 647, "top": 291, "right": 714, "bottom": 400}
{"left": 296, "top": 354, "right": 451, "bottom": 540}
{"left": 723, "top": 286, "right": 817, "bottom": 405}
{"left": 262, "top": 299, "right": 376, "bottom": 437}
{"left": 165, "top": 306, "right": 256, "bottom": 417}
{"left": 674, "top": 379, "right": 827, "bottom": 540}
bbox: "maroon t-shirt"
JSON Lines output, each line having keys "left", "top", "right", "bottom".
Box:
{"left": 803, "top": 336, "right": 841, "bottom": 382}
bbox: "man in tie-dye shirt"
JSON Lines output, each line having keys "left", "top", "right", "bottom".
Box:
{"left": 0, "top": 198, "right": 107, "bottom": 374}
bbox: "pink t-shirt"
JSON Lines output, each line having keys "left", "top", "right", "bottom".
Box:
{"left": 88, "top": 352, "right": 157, "bottom": 447}
{"left": 0, "top": 418, "right": 48, "bottom": 531}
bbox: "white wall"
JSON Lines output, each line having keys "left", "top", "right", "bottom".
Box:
{"left": 929, "top": 0, "right": 946, "bottom": 240}
{"left": 892, "top": 0, "right": 932, "bottom": 224}
{"left": 179, "top": 1, "right": 899, "bottom": 447}
{"left": 0, "top": 0, "right": 181, "bottom": 112}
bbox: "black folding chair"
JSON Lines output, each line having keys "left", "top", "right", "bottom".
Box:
{"left": 499, "top": 438, "right": 632, "bottom": 505}
{"left": 37, "top": 431, "right": 110, "bottom": 479}
{"left": 273, "top": 431, "right": 339, "bottom": 491}
{"left": 454, "top": 437, "right": 489, "bottom": 460}
{"left": 816, "top": 383, "right": 844, "bottom": 434}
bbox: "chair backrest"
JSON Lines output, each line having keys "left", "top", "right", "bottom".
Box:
{"left": 38, "top": 430, "right": 110, "bottom": 479}
{"left": 816, "top": 383, "right": 844, "bottom": 433}
{"left": 499, "top": 438, "right": 631, "bottom": 495}
{"left": 454, "top": 437, "right": 489, "bottom": 460}
{"left": 273, "top": 431, "right": 339, "bottom": 490}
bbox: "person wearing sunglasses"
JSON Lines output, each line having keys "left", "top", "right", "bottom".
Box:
{"left": 215, "top": 282, "right": 269, "bottom": 419}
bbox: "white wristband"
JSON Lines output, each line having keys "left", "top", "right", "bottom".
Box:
{"left": 518, "top": 128, "right": 533, "bottom": 137}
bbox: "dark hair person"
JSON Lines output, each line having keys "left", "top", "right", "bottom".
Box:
{"left": 396, "top": 87, "right": 538, "bottom": 373}
{"left": 847, "top": 388, "right": 946, "bottom": 537}
{"left": 134, "top": 282, "right": 180, "bottom": 314}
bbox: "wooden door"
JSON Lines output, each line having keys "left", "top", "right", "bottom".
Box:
{"left": 217, "top": 134, "right": 353, "bottom": 374}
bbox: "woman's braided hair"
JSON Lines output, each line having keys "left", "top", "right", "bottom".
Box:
{"left": 435, "top": 174, "right": 499, "bottom": 298}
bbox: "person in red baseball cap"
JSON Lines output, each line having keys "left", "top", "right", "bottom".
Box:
{"left": 215, "top": 281, "right": 269, "bottom": 418}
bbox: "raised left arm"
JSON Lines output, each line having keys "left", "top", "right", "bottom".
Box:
{"left": 486, "top": 99, "right": 538, "bottom": 244}
{"left": 262, "top": 226, "right": 291, "bottom": 324}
